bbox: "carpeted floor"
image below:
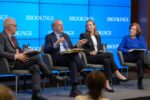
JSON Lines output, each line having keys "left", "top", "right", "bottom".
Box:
{"left": 17, "top": 79, "right": 150, "bottom": 100}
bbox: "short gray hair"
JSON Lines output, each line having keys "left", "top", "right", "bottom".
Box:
{"left": 3, "top": 18, "right": 15, "bottom": 29}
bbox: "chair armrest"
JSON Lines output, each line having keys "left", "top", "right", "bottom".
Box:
{"left": 101, "top": 43, "right": 107, "bottom": 52}
{"left": 0, "top": 58, "right": 10, "bottom": 74}
{"left": 117, "top": 51, "right": 125, "bottom": 65}
{"left": 144, "top": 50, "right": 150, "bottom": 65}
{"left": 80, "top": 52, "right": 88, "bottom": 66}
{"left": 41, "top": 54, "right": 53, "bottom": 69}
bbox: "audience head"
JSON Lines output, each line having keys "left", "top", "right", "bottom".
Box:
{"left": 0, "top": 84, "right": 15, "bottom": 100}
{"left": 85, "top": 19, "right": 98, "bottom": 36}
{"left": 86, "top": 71, "right": 106, "bottom": 100}
{"left": 3, "top": 18, "right": 17, "bottom": 35}
{"left": 52, "top": 20, "right": 63, "bottom": 34}
{"left": 129, "top": 22, "right": 141, "bottom": 37}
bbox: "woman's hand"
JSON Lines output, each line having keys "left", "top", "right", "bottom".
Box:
{"left": 77, "top": 39, "right": 87, "bottom": 48}
{"left": 90, "top": 51, "right": 97, "bottom": 55}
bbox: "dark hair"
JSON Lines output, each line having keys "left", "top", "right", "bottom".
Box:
{"left": 86, "top": 71, "right": 106, "bottom": 100}
{"left": 85, "top": 19, "right": 99, "bottom": 36}
{"left": 129, "top": 22, "right": 142, "bottom": 36}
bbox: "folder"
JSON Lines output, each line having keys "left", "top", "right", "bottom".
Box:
{"left": 60, "top": 48, "right": 84, "bottom": 54}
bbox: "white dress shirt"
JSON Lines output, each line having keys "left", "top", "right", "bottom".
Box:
{"left": 54, "top": 32, "right": 67, "bottom": 52}
{"left": 91, "top": 35, "right": 98, "bottom": 52}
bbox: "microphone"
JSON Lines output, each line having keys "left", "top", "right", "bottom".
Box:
{"left": 59, "top": 34, "right": 69, "bottom": 49}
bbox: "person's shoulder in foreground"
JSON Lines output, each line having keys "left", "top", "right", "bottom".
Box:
{"left": 0, "top": 84, "right": 15, "bottom": 100}
{"left": 75, "top": 95, "right": 110, "bottom": 100}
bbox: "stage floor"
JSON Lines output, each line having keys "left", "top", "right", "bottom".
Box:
{"left": 17, "top": 79, "right": 150, "bottom": 100}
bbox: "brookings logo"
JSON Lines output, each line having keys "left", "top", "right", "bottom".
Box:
{"left": 15, "top": 31, "right": 32, "bottom": 37}
{"left": 26, "top": 15, "right": 54, "bottom": 21}
{"left": 69, "top": 16, "right": 94, "bottom": 21}
{"left": 107, "top": 44, "right": 119, "bottom": 49}
{"left": 64, "top": 31, "right": 74, "bottom": 36}
{"left": 0, "top": 15, "right": 8, "bottom": 20}
{"left": 98, "top": 30, "right": 112, "bottom": 36}
{"left": 107, "top": 17, "right": 129, "bottom": 22}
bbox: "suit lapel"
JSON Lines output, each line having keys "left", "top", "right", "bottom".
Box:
{"left": 51, "top": 32, "right": 58, "bottom": 43}
{"left": 52, "top": 32, "right": 60, "bottom": 51}
{"left": 95, "top": 35, "right": 101, "bottom": 50}
{"left": 4, "top": 32, "right": 16, "bottom": 49}
{"left": 86, "top": 33, "right": 94, "bottom": 49}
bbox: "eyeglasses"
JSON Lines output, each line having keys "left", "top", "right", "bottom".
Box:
{"left": 10, "top": 24, "right": 17, "bottom": 27}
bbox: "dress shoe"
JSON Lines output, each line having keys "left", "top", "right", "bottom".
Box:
{"left": 104, "top": 88, "right": 114, "bottom": 93}
{"left": 32, "top": 94, "right": 47, "bottom": 100}
{"left": 69, "top": 88, "right": 82, "bottom": 97}
{"left": 137, "top": 79, "right": 144, "bottom": 90}
{"left": 55, "top": 75, "right": 68, "bottom": 81}
{"left": 118, "top": 78, "right": 129, "bottom": 82}
{"left": 50, "top": 75, "right": 68, "bottom": 82}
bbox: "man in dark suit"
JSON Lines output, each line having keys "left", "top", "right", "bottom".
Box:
{"left": 0, "top": 18, "right": 65, "bottom": 100}
{"left": 44, "top": 20, "right": 87, "bottom": 97}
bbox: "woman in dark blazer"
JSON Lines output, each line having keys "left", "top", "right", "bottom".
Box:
{"left": 118, "top": 23, "right": 147, "bottom": 90}
{"left": 80, "top": 20, "right": 128, "bottom": 92}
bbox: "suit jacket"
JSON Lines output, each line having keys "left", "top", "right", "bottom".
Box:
{"left": 80, "top": 33, "right": 103, "bottom": 55}
{"left": 0, "top": 31, "right": 21, "bottom": 69}
{"left": 44, "top": 32, "right": 73, "bottom": 57}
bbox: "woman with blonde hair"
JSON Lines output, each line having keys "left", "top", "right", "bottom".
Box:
{"left": 80, "top": 20, "right": 128, "bottom": 92}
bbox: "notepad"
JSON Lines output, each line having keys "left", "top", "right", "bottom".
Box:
{"left": 23, "top": 48, "right": 40, "bottom": 56}
{"left": 128, "top": 49, "right": 146, "bottom": 53}
{"left": 60, "top": 48, "right": 84, "bottom": 54}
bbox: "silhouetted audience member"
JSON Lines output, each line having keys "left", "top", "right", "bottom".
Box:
{"left": 0, "top": 84, "right": 15, "bottom": 100}
{"left": 75, "top": 71, "right": 109, "bottom": 100}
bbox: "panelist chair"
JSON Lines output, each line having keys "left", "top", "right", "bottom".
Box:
{"left": 81, "top": 43, "right": 107, "bottom": 71}
{"left": 0, "top": 57, "right": 31, "bottom": 100}
{"left": 117, "top": 51, "right": 137, "bottom": 77}
{"left": 80, "top": 43, "right": 115, "bottom": 88}
{"left": 81, "top": 52, "right": 104, "bottom": 71}
{"left": 144, "top": 51, "right": 150, "bottom": 68}
{"left": 41, "top": 45, "right": 70, "bottom": 96}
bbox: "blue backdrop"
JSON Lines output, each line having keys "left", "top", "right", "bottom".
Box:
{"left": 0, "top": 0, "right": 131, "bottom": 68}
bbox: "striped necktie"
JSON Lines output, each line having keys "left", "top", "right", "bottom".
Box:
{"left": 11, "top": 36, "right": 17, "bottom": 48}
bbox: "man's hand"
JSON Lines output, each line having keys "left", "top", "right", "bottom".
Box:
{"left": 16, "top": 49, "right": 29, "bottom": 62}
{"left": 54, "top": 37, "right": 65, "bottom": 46}
{"left": 90, "top": 51, "right": 97, "bottom": 55}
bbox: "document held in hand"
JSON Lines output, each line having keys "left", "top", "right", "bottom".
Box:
{"left": 128, "top": 49, "right": 146, "bottom": 53}
{"left": 23, "top": 48, "right": 40, "bottom": 56}
{"left": 60, "top": 48, "right": 84, "bottom": 54}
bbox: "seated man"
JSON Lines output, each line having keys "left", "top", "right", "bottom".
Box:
{"left": 44, "top": 20, "right": 87, "bottom": 97}
{"left": 0, "top": 18, "right": 65, "bottom": 100}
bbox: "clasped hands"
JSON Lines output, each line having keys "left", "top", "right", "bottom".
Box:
{"left": 15, "top": 49, "right": 29, "bottom": 62}
{"left": 90, "top": 51, "right": 97, "bottom": 55}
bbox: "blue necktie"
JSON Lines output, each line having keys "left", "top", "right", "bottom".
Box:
{"left": 60, "top": 34, "right": 69, "bottom": 49}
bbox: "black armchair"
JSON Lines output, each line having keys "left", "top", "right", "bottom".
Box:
{"left": 0, "top": 57, "right": 31, "bottom": 100}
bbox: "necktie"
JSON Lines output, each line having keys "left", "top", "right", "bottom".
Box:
{"left": 60, "top": 34, "right": 69, "bottom": 50}
{"left": 11, "top": 36, "right": 17, "bottom": 48}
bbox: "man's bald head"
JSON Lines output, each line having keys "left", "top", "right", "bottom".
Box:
{"left": 3, "top": 18, "right": 17, "bottom": 35}
{"left": 52, "top": 20, "right": 63, "bottom": 34}
{"left": 3, "top": 18, "right": 16, "bottom": 29}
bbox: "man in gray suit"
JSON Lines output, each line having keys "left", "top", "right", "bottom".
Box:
{"left": 0, "top": 18, "right": 65, "bottom": 100}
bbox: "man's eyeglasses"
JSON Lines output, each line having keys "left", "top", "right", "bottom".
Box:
{"left": 10, "top": 24, "right": 17, "bottom": 27}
